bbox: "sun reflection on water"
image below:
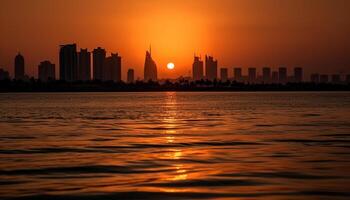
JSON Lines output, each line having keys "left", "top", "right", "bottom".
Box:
{"left": 162, "top": 92, "right": 189, "bottom": 184}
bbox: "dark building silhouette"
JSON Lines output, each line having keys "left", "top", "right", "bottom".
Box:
{"left": 59, "top": 44, "right": 78, "bottom": 81}
{"left": 111, "top": 53, "right": 122, "bottom": 82}
{"left": 78, "top": 49, "right": 91, "bottom": 81}
{"left": 311, "top": 74, "right": 320, "bottom": 83}
{"left": 93, "top": 47, "right": 106, "bottom": 81}
{"left": 192, "top": 56, "right": 203, "bottom": 81}
{"left": 234, "top": 68, "right": 242, "bottom": 82}
{"left": 144, "top": 49, "right": 157, "bottom": 81}
{"left": 294, "top": 67, "right": 303, "bottom": 82}
{"left": 0, "top": 68, "right": 10, "bottom": 80}
{"left": 220, "top": 68, "right": 228, "bottom": 82}
{"left": 103, "top": 53, "right": 122, "bottom": 82}
{"left": 127, "top": 69, "right": 134, "bottom": 83}
{"left": 248, "top": 67, "right": 256, "bottom": 83}
{"left": 205, "top": 55, "right": 217, "bottom": 81}
{"left": 272, "top": 71, "right": 279, "bottom": 83}
{"left": 38, "top": 61, "right": 55, "bottom": 82}
{"left": 262, "top": 67, "right": 271, "bottom": 83}
{"left": 331, "top": 74, "right": 341, "bottom": 84}
{"left": 320, "top": 75, "right": 329, "bottom": 83}
{"left": 15, "top": 53, "right": 25, "bottom": 80}
{"left": 346, "top": 75, "right": 350, "bottom": 83}
{"left": 279, "top": 67, "right": 287, "bottom": 84}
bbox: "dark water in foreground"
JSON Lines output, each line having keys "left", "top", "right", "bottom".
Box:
{"left": 0, "top": 92, "right": 350, "bottom": 200}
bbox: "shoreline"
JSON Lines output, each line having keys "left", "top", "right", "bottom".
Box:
{"left": 0, "top": 80, "right": 349, "bottom": 93}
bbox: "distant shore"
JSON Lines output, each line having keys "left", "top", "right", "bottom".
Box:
{"left": 0, "top": 80, "right": 349, "bottom": 92}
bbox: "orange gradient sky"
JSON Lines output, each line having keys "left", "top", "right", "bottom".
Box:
{"left": 0, "top": 0, "right": 349, "bottom": 80}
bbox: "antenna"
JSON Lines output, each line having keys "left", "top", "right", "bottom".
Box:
{"left": 149, "top": 44, "right": 152, "bottom": 55}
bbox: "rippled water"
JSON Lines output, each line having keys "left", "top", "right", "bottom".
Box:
{"left": 0, "top": 92, "right": 350, "bottom": 199}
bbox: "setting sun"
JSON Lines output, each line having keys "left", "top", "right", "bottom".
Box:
{"left": 167, "top": 62, "right": 175, "bottom": 70}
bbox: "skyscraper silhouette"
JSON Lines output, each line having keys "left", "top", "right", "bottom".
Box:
{"left": 38, "top": 61, "right": 55, "bottom": 82}
{"left": 59, "top": 44, "right": 78, "bottom": 81}
{"left": 103, "top": 53, "right": 122, "bottom": 82}
{"left": 111, "top": 53, "right": 122, "bottom": 82}
{"left": 294, "top": 67, "right": 303, "bottom": 83}
{"left": 262, "top": 67, "right": 271, "bottom": 83}
{"left": 234, "top": 68, "right": 242, "bottom": 82}
{"left": 192, "top": 56, "right": 203, "bottom": 81}
{"left": 144, "top": 49, "right": 157, "bottom": 81}
{"left": 93, "top": 47, "right": 106, "bottom": 81}
{"left": 15, "top": 53, "right": 25, "bottom": 80}
{"left": 78, "top": 49, "right": 91, "bottom": 81}
{"left": 278, "top": 67, "right": 287, "bottom": 84}
{"left": 127, "top": 69, "right": 134, "bottom": 83}
{"left": 205, "top": 55, "right": 217, "bottom": 81}
{"left": 220, "top": 68, "right": 228, "bottom": 82}
{"left": 248, "top": 67, "right": 257, "bottom": 83}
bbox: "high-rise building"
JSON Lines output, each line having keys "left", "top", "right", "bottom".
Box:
{"left": 320, "top": 75, "right": 329, "bottom": 83}
{"left": 144, "top": 50, "right": 157, "bottom": 81}
{"left": 205, "top": 55, "right": 217, "bottom": 81}
{"left": 38, "top": 61, "right": 55, "bottom": 82}
{"left": 220, "top": 68, "right": 228, "bottom": 82}
{"left": 103, "top": 53, "right": 121, "bottom": 82}
{"left": 111, "top": 53, "right": 122, "bottom": 82}
{"left": 310, "top": 74, "right": 320, "bottom": 83}
{"left": 59, "top": 44, "right": 78, "bottom": 81}
{"left": 0, "top": 69, "right": 10, "bottom": 80}
{"left": 234, "top": 68, "right": 242, "bottom": 82}
{"left": 262, "top": 67, "right": 271, "bottom": 83}
{"left": 78, "top": 49, "right": 91, "bottom": 81}
{"left": 93, "top": 47, "right": 106, "bottom": 81}
{"left": 192, "top": 56, "right": 203, "bottom": 81}
{"left": 294, "top": 67, "right": 303, "bottom": 82}
{"left": 15, "top": 53, "right": 25, "bottom": 80}
{"left": 248, "top": 68, "right": 256, "bottom": 83}
{"left": 278, "top": 67, "right": 287, "bottom": 84}
{"left": 127, "top": 69, "right": 134, "bottom": 83}
{"left": 331, "top": 74, "right": 341, "bottom": 84}
{"left": 272, "top": 71, "right": 279, "bottom": 83}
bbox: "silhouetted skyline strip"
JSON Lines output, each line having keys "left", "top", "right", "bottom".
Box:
{"left": 0, "top": 43, "right": 349, "bottom": 84}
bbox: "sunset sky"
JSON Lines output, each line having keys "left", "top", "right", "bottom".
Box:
{"left": 0, "top": 0, "right": 349, "bottom": 80}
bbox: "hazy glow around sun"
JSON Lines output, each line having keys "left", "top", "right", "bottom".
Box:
{"left": 167, "top": 62, "right": 175, "bottom": 70}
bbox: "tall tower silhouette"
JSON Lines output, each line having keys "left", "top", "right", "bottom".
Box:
{"left": 59, "top": 44, "right": 78, "bottom": 81}
{"left": 15, "top": 53, "right": 25, "bottom": 80}
{"left": 144, "top": 47, "right": 157, "bottom": 81}
{"left": 78, "top": 49, "right": 91, "bottom": 81}
{"left": 93, "top": 47, "right": 106, "bottom": 81}
{"left": 127, "top": 69, "right": 135, "bottom": 83}
{"left": 205, "top": 55, "right": 217, "bottom": 81}
{"left": 192, "top": 55, "right": 203, "bottom": 81}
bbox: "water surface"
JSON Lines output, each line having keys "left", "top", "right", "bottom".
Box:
{"left": 0, "top": 92, "right": 350, "bottom": 199}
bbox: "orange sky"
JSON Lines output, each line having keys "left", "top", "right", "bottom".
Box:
{"left": 0, "top": 0, "right": 349, "bottom": 80}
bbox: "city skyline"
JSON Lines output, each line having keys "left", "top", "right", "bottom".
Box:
{"left": 1, "top": 44, "right": 349, "bottom": 84}
{"left": 1, "top": 0, "right": 350, "bottom": 80}
{"left": 2, "top": 43, "right": 349, "bottom": 81}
